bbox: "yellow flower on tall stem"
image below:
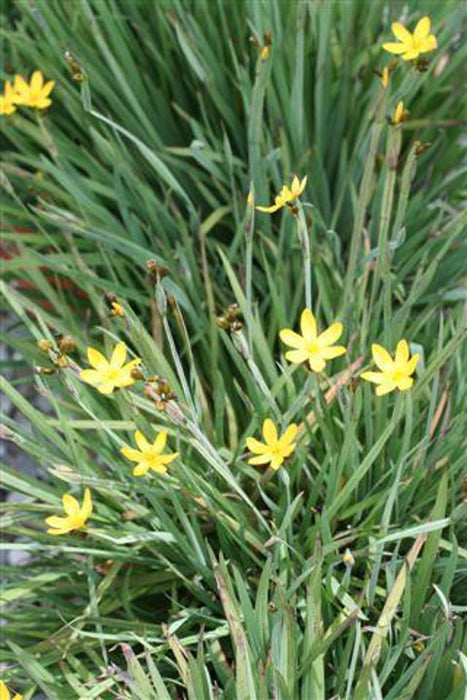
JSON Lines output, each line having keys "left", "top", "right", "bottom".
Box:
{"left": 121, "top": 430, "right": 178, "bottom": 476}
{"left": 361, "top": 340, "right": 420, "bottom": 396}
{"left": 280, "top": 308, "right": 346, "bottom": 373}
{"left": 382, "top": 16, "right": 437, "bottom": 61}
{"left": 0, "top": 82, "right": 17, "bottom": 116}
{"left": 13, "top": 71, "right": 55, "bottom": 109}
{"left": 45, "top": 489, "right": 92, "bottom": 536}
{"left": 80, "top": 342, "right": 141, "bottom": 394}
{"left": 256, "top": 176, "right": 307, "bottom": 214}
{"left": 246, "top": 419, "right": 297, "bottom": 471}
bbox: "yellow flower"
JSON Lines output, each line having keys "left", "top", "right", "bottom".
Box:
{"left": 121, "top": 430, "right": 178, "bottom": 476}
{"left": 45, "top": 489, "right": 92, "bottom": 536}
{"left": 382, "top": 16, "right": 437, "bottom": 61}
{"left": 12, "top": 71, "right": 55, "bottom": 110}
{"left": 0, "top": 82, "right": 17, "bottom": 116}
{"left": 392, "top": 100, "right": 409, "bottom": 126}
{"left": 246, "top": 419, "right": 298, "bottom": 471}
{"left": 256, "top": 175, "right": 307, "bottom": 214}
{"left": 279, "top": 308, "right": 346, "bottom": 373}
{"left": 80, "top": 342, "right": 141, "bottom": 394}
{"left": 361, "top": 340, "right": 420, "bottom": 396}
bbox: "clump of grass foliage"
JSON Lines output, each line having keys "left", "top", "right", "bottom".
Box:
{"left": 1, "top": 0, "right": 466, "bottom": 698}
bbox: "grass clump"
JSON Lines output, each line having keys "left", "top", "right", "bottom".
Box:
{"left": 1, "top": 1, "right": 466, "bottom": 698}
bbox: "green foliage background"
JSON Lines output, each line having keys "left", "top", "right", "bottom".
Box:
{"left": 1, "top": 0, "right": 466, "bottom": 698}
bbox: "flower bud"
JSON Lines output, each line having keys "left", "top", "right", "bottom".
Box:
{"left": 37, "top": 338, "right": 53, "bottom": 351}
{"left": 343, "top": 549, "right": 355, "bottom": 568}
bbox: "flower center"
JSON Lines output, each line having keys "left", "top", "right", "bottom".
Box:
{"left": 391, "top": 369, "right": 408, "bottom": 383}
{"left": 305, "top": 341, "right": 319, "bottom": 354}
{"left": 103, "top": 368, "right": 122, "bottom": 382}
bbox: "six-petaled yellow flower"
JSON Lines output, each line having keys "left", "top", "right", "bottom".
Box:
{"left": 45, "top": 489, "right": 92, "bottom": 536}
{"left": 361, "top": 340, "right": 420, "bottom": 396}
{"left": 392, "top": 100, "right": 409, "bottom": 126}
{"left": 280, "top": 308, "right": 346, "bottom": 373}
{"left": 80, "top": 342, "right": 141, "bottom": 394}
{"left": 13, "top": 70, "right": 55, "bottom": 110}
{"left": 382, "top": 16, "right": 437, "bottom": 61}
{"left": 246, "top": 419, "right": 297, "bottom": 471}
{"left": 0, "top": 82, "right": 17, "bottom": 116}
{"left": 256, "top": 175, "right": 307, "bottom": 214}
{"left": 121, "top": 430, "right": 178, "bottom": 477}
{"left": 0, "top": 681, "right": 22, "bottom": 700}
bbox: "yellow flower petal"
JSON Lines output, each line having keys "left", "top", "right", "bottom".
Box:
{"left": 376, "top": 382, "right": 397, "bottom": 396}
{"left": 278, "top": 423, "right": 298, "bottom": 448}
{"left": 256, "top": 203, "right": 282, "bottom": 213}
{"left": 414, "top": 16, "right": 431, "bottom": 40}
{"left": 158, "top": 452, "right": 178, "bottom": 465}
{"left": 318, "top": 322, "right": 343, "bottom": 346}
{"left": 135, "top": 430, "right": 151, "bottom": 452}
{"left": 420, "top": 35, "right": 437, "bottom": 52}
{"left": 382, "top": 42, "right": 408, "bottom": 55}
{"left": 279, "top": 328, "right": 305, "bottom": 349}
{"left": 397, "top": 376, "right": 414, "bottom": 391}
{"left": 97, "top": 382, "right": 116, "bottom": 395}
{"left": 114, "top": 375, "right": 136, "bottom": 388}
{"left": 133, "top": 464, "right": 150, "bottom": 476}
{"left": 47, "top": 526, "right": 72, "bottom": 536}
{"left": 291, "top": 175, "right": 300, "bottom": 194}
{"left": 31, "top": 70, "right": 44, "bottom": 91}
{"left": 371, "top": 344, "right": 394, "bottom": 371}
{"left": 248, "top": 453, "right": 273, "bottom": 466}
{"left": 62, "top": 494, "right": 80, "bottom": 516}
{"left": 285, "top": 349, "right": 310, "bottom": 364}
{"left": 401, "top": 49, "right": 420, "bottom": 61}
{"left": 308, "top": 355, "right": 326, "bottom": 373}
{"left": 82, "top": 489, "right": 92, "bottom": 520}
{"left": 87, "top": 347, "right": 108, "bottom": 370}
{"left": 320, "top": 345, "right": 346, "bottom": 359}
{"left": 246, "top": 437, "right": 268, "bottom": 454}
{"left": 391, "top": 22, "right": 412, "bottom": 43}
{"left": 153, "top": 430, "right": 167, "bottom": 453}
{"left": 42, "top": 80, "right": 55, "bottom": 97}
{"left": 110, "top": 342, "right": 127, "bottom": 369}
{"left": 395, "top": 339, "right": 409, "bottom": 365}
{"left": 405, "top": 354, "right": 420, "bottom": 375}
{"left": 121, "top": 446, "right": 143, "bottom": 461}
{"left": 270, "top": 455, "right": 284, "bottom": 471}
{"left": 45, "top": 515, "right": 68, "bottom": 529}
{"left": 300, "top": 308, "right": 317, "bottom": 341}
{"left": 361, "top": 371, "right": 386, "bottom": 384}
{"left": 13, "top": 74, "right": 29, "bottom": 96}
{"left": 262, "top": 419, "right": 277, "bottom": 445}
{"left": 280, "top": 444, "right": 296, "bottom": 458}
{"left": 79, "top": 369, "right": 100, "bottom": 384}
{"left": 149, "top": 462, "right": 168, "bottom": 475}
